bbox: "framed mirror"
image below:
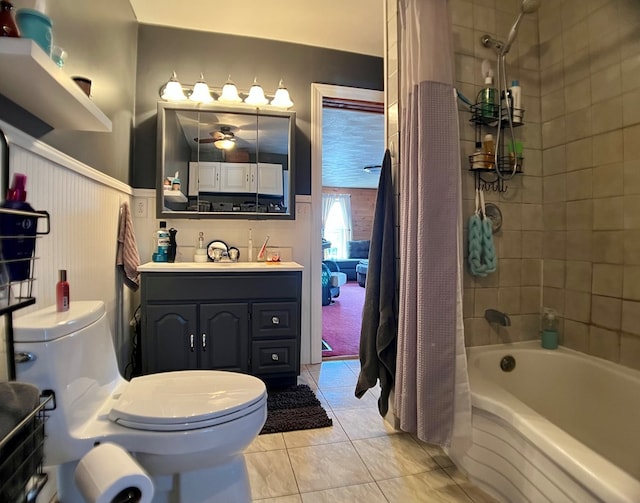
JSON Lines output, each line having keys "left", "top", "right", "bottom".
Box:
{"left": 157, "top": 102, "right": 296, "bottom": 219}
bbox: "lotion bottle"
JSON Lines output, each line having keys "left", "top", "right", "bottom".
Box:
{"left": 56, "top": 269, "right": 69, "bottom": 312}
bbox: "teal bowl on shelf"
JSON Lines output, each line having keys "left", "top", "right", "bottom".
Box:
{"left": 16, "top": 9, "right": 52, "bottom": 57}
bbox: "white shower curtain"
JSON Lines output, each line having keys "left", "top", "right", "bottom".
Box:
{"left": 395, "top": 0, "right": 472, "bottom": 449}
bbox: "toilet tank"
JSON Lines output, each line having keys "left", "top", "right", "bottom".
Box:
{"left": 13, "top": 301, "right": 125, "bottom": 464}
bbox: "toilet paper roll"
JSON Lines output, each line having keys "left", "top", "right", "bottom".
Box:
{"left": 74, "top": 443, "right": 154, "bottom": 503}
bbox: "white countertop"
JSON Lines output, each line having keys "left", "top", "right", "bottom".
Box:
{"left": 138, "top": 261, "right": 304, "bottom": 273}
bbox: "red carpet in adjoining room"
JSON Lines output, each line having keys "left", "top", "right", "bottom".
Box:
{"left": 322, "top": 281, "right": 365, "bottom": 358}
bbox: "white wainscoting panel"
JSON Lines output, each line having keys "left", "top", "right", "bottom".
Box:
{"left": 0, "top": 121, "right": 134, "bottom": 379}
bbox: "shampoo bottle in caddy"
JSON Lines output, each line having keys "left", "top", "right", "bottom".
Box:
{"left": 56, "top": 269, "right": 69, "bottom": 312}
{"left": 510, "top": 80, "right": 522, "bottom": 123}
{"left": 478, "top": 60, "right": 497, "bottom": 120}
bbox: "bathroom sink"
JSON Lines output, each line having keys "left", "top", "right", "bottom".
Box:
{"left": 137, "top": 261, "right": 303, "bottom": 273}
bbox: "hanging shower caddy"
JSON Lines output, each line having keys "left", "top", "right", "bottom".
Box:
{"left": 0, "top": 126, "right": 52, "bottom": 503}
{"left": 468, "top": 99, "right": 525, "bottom": 193}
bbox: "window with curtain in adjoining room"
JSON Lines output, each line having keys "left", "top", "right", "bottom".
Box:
{"left": 321, "top": 194, "right": 352, "bottom": 259}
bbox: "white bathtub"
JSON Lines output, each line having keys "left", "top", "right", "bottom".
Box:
{"left": 451, "top": 341, "right": 640, "bottom": 503}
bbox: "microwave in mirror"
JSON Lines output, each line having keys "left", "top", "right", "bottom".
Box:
{"left": 157, "top": 102, "right": 295, "bottom": 219}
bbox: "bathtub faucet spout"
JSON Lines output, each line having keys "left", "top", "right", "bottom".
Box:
{"left": 485, "top": 309, "right": 511, "bottom": 326}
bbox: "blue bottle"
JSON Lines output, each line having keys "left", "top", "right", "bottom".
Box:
{"left": 152, "top": 221, "right": 170, "bottom": 262}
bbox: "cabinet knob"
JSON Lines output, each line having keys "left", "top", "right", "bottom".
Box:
{"left": 190, "top": 334, "right": 195, "bottom": 352}
{"left": 271, "top": 316, "right": 280, "bottom": 325}
{"left": 271, "top": 353, "right": 279, "bottom": 361}
{"left": 202, "top": 333, "right": 207, "bottom": 351}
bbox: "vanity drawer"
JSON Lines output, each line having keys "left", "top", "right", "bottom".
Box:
{"left": 251, "top": 339, "right": 298, "bottom": 375}
{"left": 252, "top": 302, "right": 298, "bottom": 338}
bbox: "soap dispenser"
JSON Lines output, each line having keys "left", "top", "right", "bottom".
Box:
{"left": 541, "top": 308, "right": 559, "bottom": 349}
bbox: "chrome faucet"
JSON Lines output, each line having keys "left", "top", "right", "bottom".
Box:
{"left": 485, "top": 309, "right": 511, "bottom": 326}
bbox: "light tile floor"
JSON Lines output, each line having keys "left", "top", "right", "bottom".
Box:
{"left": 245, "top": 359, "right": 498, "bottom": 503}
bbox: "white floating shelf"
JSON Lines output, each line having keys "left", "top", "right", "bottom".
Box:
{"left": 164, "top": 190, "right": 187, "bottom": 203}
{"left": 0, "top": 38, "right": 112, "bottom": 132}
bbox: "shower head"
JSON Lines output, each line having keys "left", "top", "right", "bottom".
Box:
{"left": 521, "top": 0, "right": 541, "bottom": 14}
{"left": 501, "top": 0, "right": 541, "bottom": 55}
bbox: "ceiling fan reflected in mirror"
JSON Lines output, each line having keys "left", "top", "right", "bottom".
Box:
{"left": 194, "top": 125, "right": 237, "bottom": 150}
{"left": 363, "top": 165, "right": 381, "bottom": 174}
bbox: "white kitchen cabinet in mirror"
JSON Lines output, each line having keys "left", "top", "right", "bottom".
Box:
{"left": 157, "top": 102, "right": 295, "bottom": 219}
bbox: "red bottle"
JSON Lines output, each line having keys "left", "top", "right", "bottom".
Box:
{"left": 56, "top": 269, "right": 69, "bottom": 312}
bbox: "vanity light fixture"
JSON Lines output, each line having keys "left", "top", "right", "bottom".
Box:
{"left": 159, "top": 73, "right": 295, "bottom": 108}
{"left": 160, "top": 72, "right": 187, "bottom": 101}
{"left": 189, "top": 73, "right": 214, "bottom": 103}
{"left": 218, "top": 76, "right": 243, "bottom": 103}
{"left": 244, "top": 78, "right": 269, "bottom": 106}
{"left": 270, "top": 79, "right": 294, "bottom": 109}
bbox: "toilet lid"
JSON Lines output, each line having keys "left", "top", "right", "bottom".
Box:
{"left": 108, "top": 370, "right": 266, "bottom": 432}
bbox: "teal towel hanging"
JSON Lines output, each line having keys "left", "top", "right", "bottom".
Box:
{"left": 467, "top": 211, "right": 484, "bottom": 276}
{"left": 468, "top": 189, "right": 497, "bottom": 277}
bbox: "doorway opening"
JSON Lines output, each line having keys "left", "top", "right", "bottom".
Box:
{"left": 319, "top": 93, "right": 384, "bottom": 359}
{"left": 310, "top": 84, "right": 385, "bottom": 364}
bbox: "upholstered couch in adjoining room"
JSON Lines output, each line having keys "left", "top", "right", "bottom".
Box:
{"left": 333, "top": 239, "right": 370, "bottom": 281}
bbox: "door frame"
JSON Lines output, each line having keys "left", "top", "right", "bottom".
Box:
{"left": 310, "top": 83, "right": 385, "bottom": 363}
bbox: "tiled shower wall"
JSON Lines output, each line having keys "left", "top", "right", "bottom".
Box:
{"left": 451, "top": 0, "right": 544, "bottom": 346}
{"left": 538, "top": 0, "right": 640, "bottom": 369}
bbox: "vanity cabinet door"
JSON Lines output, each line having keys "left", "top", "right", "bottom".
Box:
{"left": 199, "top": 303, "right": 249, "bottom": 372}
{"left": 219, "top": 163, "right": 255, "bottom": 193}
{"left": 143, "top": 304, "right": 198, "bottom": 374}
{"left": 256, "top": 163, "right": 283, "bottom": 196}
{"left": 190, "top": 161, "right": 221, "bottom": 193}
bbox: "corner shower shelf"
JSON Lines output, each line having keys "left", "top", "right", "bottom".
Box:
{"left": 0, "top": 39, "right": 112, "bottom": 132}
{"left": 469, "top": 102, "right": 526, "bottom": 127}
{"left": 467, "top": 101, "right": 525, "bottom": 193}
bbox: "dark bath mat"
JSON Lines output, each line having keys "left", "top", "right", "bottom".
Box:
{"left": 260, "top": 384, "right": 333, "bottom": 434}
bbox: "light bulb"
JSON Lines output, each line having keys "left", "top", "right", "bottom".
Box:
{"left": 218, "top": 75, "right": 242, "bottom": 103}
{"left": 270, "top": 79, "right": 294, "bottom": 108}
{"left": 244, "top": 78, "right": 268, "bottom": 106}
{"left": 160, "top": 72, "right": 187, "bottom": 101}
{"left": 214, "top": 139, "right": 236, "bottom": 150}
{"left": 189, "top": 74, "right": 214, "bottom": 103}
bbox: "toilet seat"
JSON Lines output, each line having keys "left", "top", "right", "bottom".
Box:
{"left": 108, "top": 370, "right": 267, "bottom": 432}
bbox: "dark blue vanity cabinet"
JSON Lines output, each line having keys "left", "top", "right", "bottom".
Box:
{"left": 139, "top": 269, "right": 302, "bottom": 386}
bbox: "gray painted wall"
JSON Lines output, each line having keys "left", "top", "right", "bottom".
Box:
{"left": 133, "top": 25, "right": 384, "bottom": 195}
{"left": 0, "top": 0, "right": 138, "bottom": 184}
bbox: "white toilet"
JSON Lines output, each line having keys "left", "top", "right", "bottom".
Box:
{"left": 13, "top": 300, "right": 267, "bottom": 503}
